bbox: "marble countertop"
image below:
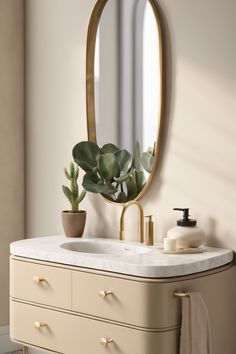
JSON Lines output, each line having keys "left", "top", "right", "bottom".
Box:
{"left": 10, "top": 235, "right": 234, "bottom": 278}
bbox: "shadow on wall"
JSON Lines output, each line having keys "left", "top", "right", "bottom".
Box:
{"left": 143, "top": 0, "right": 236, "bottom": 249}
{"left": 163, "top": 0, "right": 236, "bottom": 91}
{"left": 88, "top": 193, "right": 112, "bottom": 236}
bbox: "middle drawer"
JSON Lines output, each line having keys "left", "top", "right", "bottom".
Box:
{"left": 72, "top": 270, "right": 180, "bottom": 329}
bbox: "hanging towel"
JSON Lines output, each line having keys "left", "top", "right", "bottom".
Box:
{"left": 180, "top": 292, "right": 212, "bottom": 354}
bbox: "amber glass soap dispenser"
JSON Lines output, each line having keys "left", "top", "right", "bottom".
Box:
{"left": 167, "top": 208, "right": 205, "bottom": 249}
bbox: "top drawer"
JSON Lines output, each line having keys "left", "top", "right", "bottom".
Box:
{"left": 71, "top": 270, "right": 181, "bottom": 329}
{"left": 10, "top": 258, "right": 71, "bottom": 309}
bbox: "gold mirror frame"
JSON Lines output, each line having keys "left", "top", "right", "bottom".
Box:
{"left": 86, "top": 0, "right": 164, "bottom": 204}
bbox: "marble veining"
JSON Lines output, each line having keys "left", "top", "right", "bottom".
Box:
{"left": 10, "top": 235, "right": 233, "bottom": 278}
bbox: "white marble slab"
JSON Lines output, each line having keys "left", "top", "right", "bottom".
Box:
{"left": 10, "top": 235, "right": 234, "bottom": 278}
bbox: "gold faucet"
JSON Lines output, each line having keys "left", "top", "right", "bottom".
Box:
{"left": 119, "top": 200, "right": 144, "bottom": 243}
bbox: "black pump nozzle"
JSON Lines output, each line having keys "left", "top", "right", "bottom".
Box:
{"left": 173, "top": 208, "right": 190, "bottom": 221}
{"left": 173, "top": 208, "right": 197, "bottom": 227}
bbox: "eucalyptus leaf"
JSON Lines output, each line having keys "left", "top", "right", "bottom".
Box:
{"left": 101, "top": 193, "right": 116, "bottom": 202}
{"left": 73, "top": 141, "right": 100, "bottom": 172}
{"left": 126, "top": 174, "right": 138, "bottom": 201}
{"left": 140, "top": 152, "right": 154, "bottom": 173}
{"left": 101, "top": 143, "right": 119, "bottom": 154}
{"left": 116, "top": 191, "right": 127, "bottom": 203}
{"left": 135, "top": 170, "right": 146, "bottom": 194}
{"left": 98, "top": 153, "right": 120, "bottom": 181}
{"left": 114, "top": 149, "right": 132, "bottom": 174}
{"left": 134, "top": 141, "right": 142, "bottom": 170}
{"left": 114, "top": 168, "right": 134, "bottom": 183}
{"left": 147, "top": 146, "right": 155, "bottom": 156}
{"left": 82, "top": 172, "right": 117, "bottom": 195}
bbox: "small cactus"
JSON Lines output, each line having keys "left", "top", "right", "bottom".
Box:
{"left": 62, "top": 162, "right": 86, "bottom": 212}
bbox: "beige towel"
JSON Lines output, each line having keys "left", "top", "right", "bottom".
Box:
{"left": 180, "top": 292, "right": 212, "bottom": 354}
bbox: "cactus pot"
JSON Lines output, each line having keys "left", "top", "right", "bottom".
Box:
{"left": 61, "top": 210, "right": 86, "bottom": 237}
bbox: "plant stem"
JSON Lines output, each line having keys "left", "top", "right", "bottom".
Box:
{"left": 71, "top": 202, "right": 79, "bottom": 212}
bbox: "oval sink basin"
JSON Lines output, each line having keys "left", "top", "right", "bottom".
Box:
{"left": 61, "top": 240, "right": 151, "bottom": 255}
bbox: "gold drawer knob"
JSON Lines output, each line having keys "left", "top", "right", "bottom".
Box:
{"left": 33, "top": 276, "right": 46, "bottom": 283}
{"left": 100, "top": 337, "right": 113, "bottom": 346}
{"left": 174, "top": 291, "right": 189, "bottom": 298}
{"left": 34, "top": 321, "right": 47, "bottom": 329}
{"left": 99, "top": 290, "right": 113, "bottom": 298}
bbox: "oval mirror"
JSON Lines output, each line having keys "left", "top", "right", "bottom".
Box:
{"left": 86, "top": 0, "right": 163, "bottom": 204}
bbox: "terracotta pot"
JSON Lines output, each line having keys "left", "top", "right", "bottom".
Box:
{"left": 61, "top": 210, "right": 86, "bottom": 237}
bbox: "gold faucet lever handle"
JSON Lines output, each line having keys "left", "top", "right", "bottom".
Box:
{"left": 100, "top": 337, "right": 113, "bottom": 345}
{"left": 99, "top": 290, "right": 113, "bottom": 297}
{"left": 34, "top": 321, "right": 48, "bottom": 329}
{"left": 33, "top": 276, "right": 46, "bottom": 283}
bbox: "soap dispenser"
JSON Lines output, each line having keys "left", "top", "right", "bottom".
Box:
{"left": 145, "top": 215, "right": 154, "bottom": 246}
{"left": 167, "top": 208, "right": 205, "bottom": 249}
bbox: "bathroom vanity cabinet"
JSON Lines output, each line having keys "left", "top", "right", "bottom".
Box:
{"left": 10, "top": 256, "right": 236, "bottom": 354}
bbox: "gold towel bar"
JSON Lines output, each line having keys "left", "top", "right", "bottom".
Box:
{"left": 173, "top": 292, "right": 190, "bottom": 298}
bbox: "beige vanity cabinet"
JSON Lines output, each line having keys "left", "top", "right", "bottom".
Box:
{"left": 10, "top": 256, "right": 236, "bottom": 354}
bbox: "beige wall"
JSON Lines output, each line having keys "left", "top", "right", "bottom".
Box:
{"left": 0, "top": 0, "right": 24, "bottom": 327}
{"left": 25, "top": 0, "right": 93, "bottom": 237}
{"left": 26, "top": 0, "right": 236, "bottom": 253}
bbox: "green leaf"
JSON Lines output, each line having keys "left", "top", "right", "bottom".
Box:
{"left": 114, "top": 149, "right": 132, "bottom": 174}
{"left": 116, "top": 191, "right": 127, "bottom": 203}
{"left": 82, "top": 172, "right": 118, "bottom": 195}
{"left": 147, "top": 146, "right": 155, "bottom": 156}
{"left": 101, "top": 193, "right": 117, "bottom": 202}
{"left": 98, "top": 153, "right": 119, "bottom": 181}
{"left": 135, "top": 170, "right": 146, "bottom": 194}
{"left": 70, "top": 162, "right": 75, "bottom": 178}
{"left": 134, "top": 141, "right": 142, "bottom": 170}
{"left": 73, "top": 141, "right": 100, "bottom": 173}
{"left": 62, "top": 185, "right": 73, "bottom": 203}
{"left": 101, "top": 143, "right": 119, "bottom": 154}
{"left": 126, "top": 174, "right": 138, "bottom": 201}
{"left": 77, "top": 189, "right": 86, "bottom": 204}
{"left": 74, "top": 165, "right": 79, "bottom": 180}
{"left": 140, "top": 152, "right": 154, "bottom": 173}
{"left": 114, "top": 168, "right": 134, "bottom": 183}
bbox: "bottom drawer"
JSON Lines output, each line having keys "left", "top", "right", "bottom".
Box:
{"left": 10, "top": 301, "right": 179, "bottom": 354}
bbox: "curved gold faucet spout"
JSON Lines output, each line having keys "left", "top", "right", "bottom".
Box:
{"left": 119, "top": 200, "right": 144, "bottom": 243}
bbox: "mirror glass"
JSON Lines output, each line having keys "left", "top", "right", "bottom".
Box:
{"left": 87, "top": 0, "right": 163, "bottom": 203}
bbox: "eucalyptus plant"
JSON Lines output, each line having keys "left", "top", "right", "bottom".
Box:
{"left": 62, "top": 162, "right": 86, "bottom": 212}
{"left": 72, "top": 141, "right": 154, "bottom": 203}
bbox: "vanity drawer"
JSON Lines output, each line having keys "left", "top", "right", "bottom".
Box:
{"left": 10, "top": 300, "right": 179, "bottom": 354}
{"left": 10, "top": 258, "right": 71, "bottom": 309}
{"left": 71, "top": 270, "right": 181, "bottom": 329}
